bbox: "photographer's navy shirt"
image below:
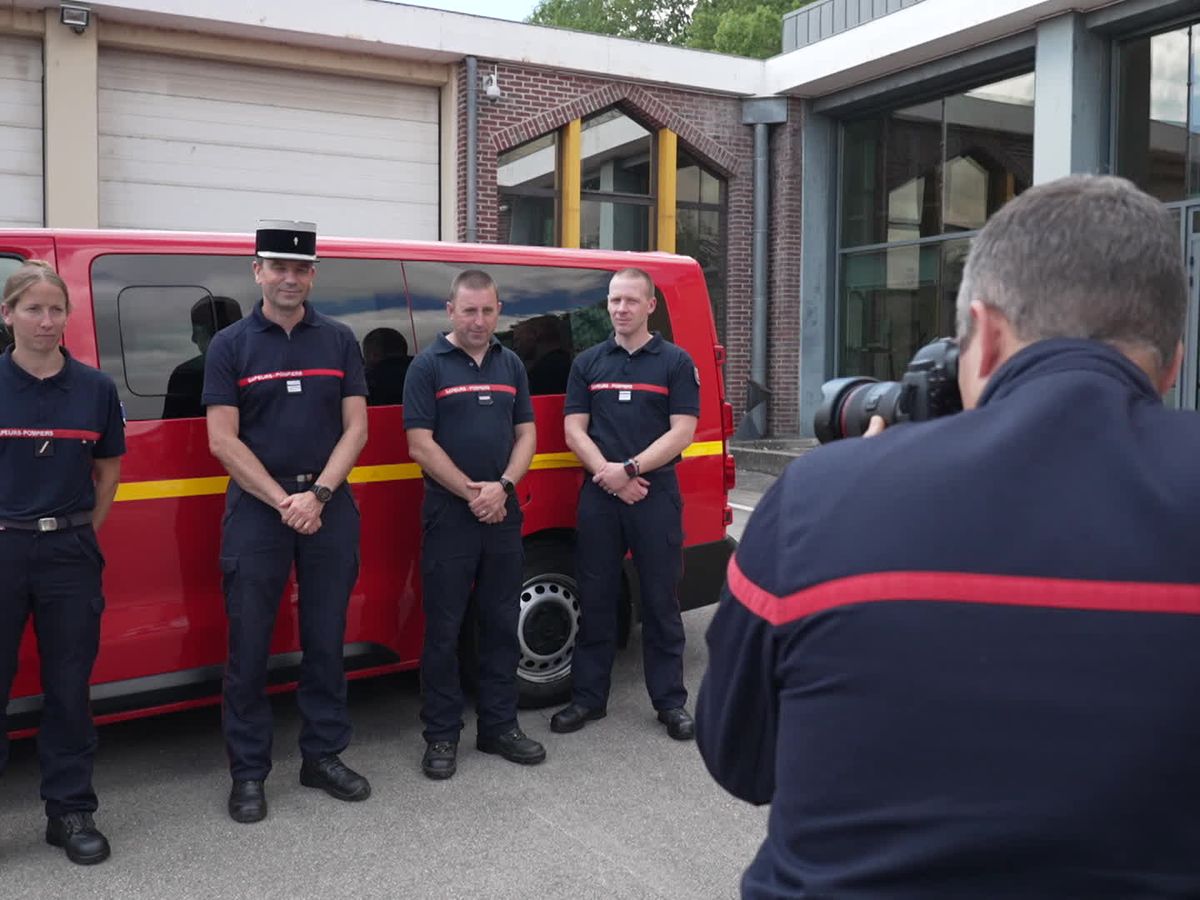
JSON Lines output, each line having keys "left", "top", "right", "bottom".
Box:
{"left": 0, "top": 347, "right": 125, "bottom": 520}
{"left": 403, "top": 333, "right": 533, "bottom": 497}
{"left": 564, "top": 332, "right": 699, "bottom": 473}
{"left": 697, "top": 339, "right": 1200, "bottom": 898}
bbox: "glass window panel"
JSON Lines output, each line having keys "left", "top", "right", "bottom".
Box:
{"left": 582, "top": 110, "right": 651, "bottom": 196}
{"left": 580, "top": 199, "right": 652, "bottom": 251}
{"left": 839, "top": 238, "right": 970, "bottom": 380}
{"left": 500, "top": 194, "right": 556, "bottom": 246}
{"left": 1117, "top": 26, "right": 1190, "bottom": 202}
{"left": 944, "top": 73, "right": 1034, "bottom": 231}
{"left": 841, "top": 116, "right": 884, "bottom": 247}
{"left": 700, "top": 168, "right": 721, "bottom": 205}
{"left": 677, "top": 158, "right": 701, "bottom": 206}
{"left": 497, "top": 133, "right": 557, "bottom": 192}
{"left": 1190, "top": 27, "right": 1200, "bottom": 197}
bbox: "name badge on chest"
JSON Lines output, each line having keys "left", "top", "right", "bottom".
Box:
{"left": 286, "top": 379, "right": 302, "bottom": 394}
{"left": 35, "top": 438, "right": 54, "bottom": 458}
{"left": 618, "top": 389, "right": 632, "bottom": 403}
{"left": 477, "top": 392, "right": 493, "bottom": 406}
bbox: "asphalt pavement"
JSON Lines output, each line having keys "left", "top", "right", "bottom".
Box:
{"left": 0, "top": 472, "right": 773, "bottom": 900}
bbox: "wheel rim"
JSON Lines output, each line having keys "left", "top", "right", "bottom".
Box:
{"left": 516, "top": 571, "right": 580, "bottom": 684}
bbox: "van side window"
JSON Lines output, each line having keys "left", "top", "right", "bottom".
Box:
{"left": 0, "top": 254, "right": 28, "bottom": 352}
{"left": 91, "top": 254, "right": 413, "bottom": 421}
{"left": 403, "top": 261, "right": 673, "bottom": 396}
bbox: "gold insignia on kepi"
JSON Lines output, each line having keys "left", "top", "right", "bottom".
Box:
{"left": 255, "top": 219, "right": 318, "bottom": 261}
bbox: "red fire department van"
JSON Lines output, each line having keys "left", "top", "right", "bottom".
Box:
{"left": 1, "top": 231, "right": 736, "bottom": 735}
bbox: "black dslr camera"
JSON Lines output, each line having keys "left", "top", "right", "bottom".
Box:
{"left": 813, "top": 337, "right": 962, "bottom": 443}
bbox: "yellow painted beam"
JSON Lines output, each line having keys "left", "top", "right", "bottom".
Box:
{"left": 560, "top": 119, "right": 582, "bottom": 249}
{"left": 656, "top": 128, "right": 678, "bottom": 253}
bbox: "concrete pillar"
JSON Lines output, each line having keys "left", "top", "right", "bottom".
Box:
{"left": 1033, "top": 13, "right": 1110, "bottom": 183}
{"left": 43, "top": 7, "right": 99, "bottom": 227}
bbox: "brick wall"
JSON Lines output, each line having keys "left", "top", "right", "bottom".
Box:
{"left": 456, "top": 61, "right": 803, "bottom": 436}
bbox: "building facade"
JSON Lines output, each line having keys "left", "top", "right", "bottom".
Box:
{"left": 0, "top": 0, "right": 1198, "bottom": 434}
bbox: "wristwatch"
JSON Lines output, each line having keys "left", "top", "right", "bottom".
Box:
{"left": 310, "top": 483, "right": 333, "bottom": 503}
{"left": 622, "top": 458, "right": 639, "bottom": 479}
{"left": 499, "top": 476, "right": 516, "bottom": 498}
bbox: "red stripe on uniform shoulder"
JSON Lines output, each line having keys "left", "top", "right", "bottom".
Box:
{"left": 434, "top": 383, "right": 519, "bottom": 399}
{"left": 726, "top": 555, "right": 1200, "bottom": 626}
{"left": 0, "top": 427, "right": 103, "bottom": 440}
{"left": 237, "top": 368, "right": 345, "bottom": 387}
{"left": 588, "top": 382, "right": 669, "bottom": 395}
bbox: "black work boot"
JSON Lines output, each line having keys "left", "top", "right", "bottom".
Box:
{"left": 476, "top": 727, "right": 547, "bottom": 765}
{"left": 299, "top": 754, "right": 371, "bottom": 801}
{"left": 45, "top": 812, "right": 111, "bottom": 865}
{"left": 422, "top": 740, "right": 459, "bottom": 780}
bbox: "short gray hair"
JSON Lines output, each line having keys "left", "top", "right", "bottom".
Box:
{"left": 956, "top": 175, "right": 1186, "bottom": 365}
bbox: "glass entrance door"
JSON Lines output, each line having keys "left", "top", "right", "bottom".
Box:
{"left": 1167, "top": 206, "right": 1200, "bottom": 410}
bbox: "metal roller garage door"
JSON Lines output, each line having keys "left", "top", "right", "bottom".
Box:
{"left": 0, "top": 36, "right": 44, "bottom": 228}
{"left": 98, "top": 50, "right": 440, "bottom": 239}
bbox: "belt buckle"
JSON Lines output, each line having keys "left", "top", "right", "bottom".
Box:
{"left": 296, "top": 474, "right": 314, "bottom": 485}
{"left": 37, "top": 517, "right": 59, "bottom": 532}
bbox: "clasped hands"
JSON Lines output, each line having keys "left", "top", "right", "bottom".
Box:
{"left": 278, "top": 491, "right": 324, "bottom": 535}
{"left": 593, "top": 461, "right": 649, "bottom": 505}
{"left": 466, "top": 480, "right": 508, "bottom": 524}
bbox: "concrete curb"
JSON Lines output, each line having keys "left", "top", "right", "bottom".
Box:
{"left": 730, "top": 439, "right": 819, "bottom": 477}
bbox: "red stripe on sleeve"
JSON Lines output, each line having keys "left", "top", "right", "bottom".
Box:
{"left": 726, "top": 555, "right": 1200, "bottom": 626}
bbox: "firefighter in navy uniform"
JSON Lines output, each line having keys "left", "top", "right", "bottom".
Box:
{"left": 403, "top": 269, "right": 545, "bottom": 780}
{"left": 551, "top": 267, "right": 700, "bottom": 740}
{"left": 0, "top": 261, "right": 124, "bottom": 865}
{"left": 697, "top": 177, "right": 1200, "bottom": 898}
{"left": 203, "top": 221, "right": 370, "bottom": 824}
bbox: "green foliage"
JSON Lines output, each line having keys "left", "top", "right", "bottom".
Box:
{"left": 528, "top": 0, "right": 819, "bottom": 59}
{"left": 528, "top": 0, "right": 692, "bottom": 45}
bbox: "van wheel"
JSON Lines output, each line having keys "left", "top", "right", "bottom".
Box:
{"left": 516, "top": 540, "right": 582, "bottom": 709}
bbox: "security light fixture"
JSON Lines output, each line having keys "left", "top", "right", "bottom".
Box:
{"left": 60, "top": 3, "right": 91, "bottom": 34}
{"left": 483, "top": 67, "right": 502, "bottom": 103}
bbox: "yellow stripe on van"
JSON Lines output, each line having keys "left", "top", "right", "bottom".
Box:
{"left": 113, "top": 442, "right": 725, "bottom": 502}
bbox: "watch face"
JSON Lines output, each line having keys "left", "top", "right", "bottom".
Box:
{"left": 313, "top": 485, "right": 333, "bottom": 503}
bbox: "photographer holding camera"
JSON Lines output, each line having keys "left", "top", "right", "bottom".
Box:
{"left": 696, "top": 175, "right": 1200, "bottom": 897}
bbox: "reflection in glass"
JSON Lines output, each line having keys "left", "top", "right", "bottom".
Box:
{"left": 580, "top": 199, "right": 652, "bottom": 251}
{"left": 839, "top": 239, "right": 969, "bottom": 379}
{"left": 498, "top": 132, "right": 559, "bottom": 246}
{"left": 1117, "top": 26, "right": 1190, "bottom": 201}
{"left": 841, "top": 73, "right": 1034, "bottom": 247}
{"left": 581, "top": 109, "right": 651, "bottom": 196}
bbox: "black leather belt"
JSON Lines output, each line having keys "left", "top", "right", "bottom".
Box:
{"left": 276, "top": 474, "right": 315, "bottom": 484}
{"left": 0, "top": 511, "right": 93, "bottom": 532}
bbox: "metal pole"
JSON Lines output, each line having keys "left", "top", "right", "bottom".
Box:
{"left": 465, "top": 56, "right": 478, "bottom": 243}
{"left": 750, "top": 121, "right": 769, "bottom": 437}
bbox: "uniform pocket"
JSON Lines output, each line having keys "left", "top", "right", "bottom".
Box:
{"left": 74, "top": 528, "right": 106, "bottom": 570}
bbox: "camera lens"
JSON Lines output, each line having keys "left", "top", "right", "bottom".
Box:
{"left": 814, "top": 377, "right": 904, "bottom": 443}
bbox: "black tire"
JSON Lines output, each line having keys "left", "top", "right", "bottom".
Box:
{"left": 515, "top": 539, "right": 582, "bottom": 709}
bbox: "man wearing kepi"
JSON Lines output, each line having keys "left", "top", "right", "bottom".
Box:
{"left": 697, "top": 176, "right": 1200, "bottom": 897}
{"left": 403, "top": 269, "right": 544, "bottom": 780}
{"left": 0, "top": 261, "right": 123, "bottom": 865}
{"left": 551, "top": 267, "right": 699, "bottom": 740}
{"left": 204, "top": 221, "right": 370, "bottom": 823}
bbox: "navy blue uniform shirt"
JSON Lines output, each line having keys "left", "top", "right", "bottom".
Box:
{"left": 0, "top": 347, "right": 125, "bottom": 519}
{"left": 403, "top": 333, "right": 533, "bottom": 497}
{"left": 202, "top": 301, "right": 367, "bottom": 476}
{"left": 564, "top": 333, "right": 699, "bottom": 472}
{"left": 697, "top": 339, "right": 1200, "bottom": 898}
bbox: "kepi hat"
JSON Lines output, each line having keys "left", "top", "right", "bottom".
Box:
{"left": 256, "top": 219, "right": 318, "bottom": 262}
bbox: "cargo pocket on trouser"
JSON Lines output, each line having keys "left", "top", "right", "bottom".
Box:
{"left": 219, "top": 556, "right": 240, "bottom": 614}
